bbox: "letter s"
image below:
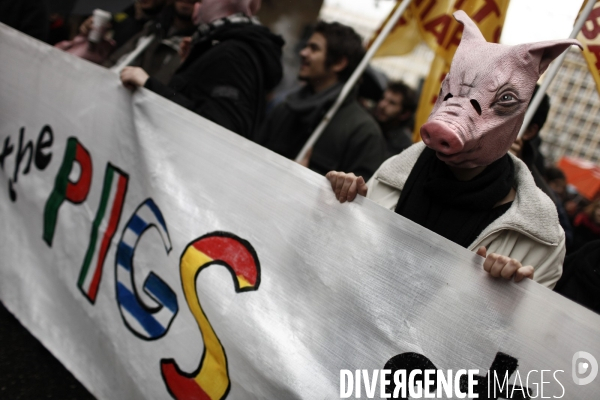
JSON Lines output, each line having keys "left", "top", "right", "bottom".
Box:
{"left": 161, "top": 232, "right": 260, "bottom": 400}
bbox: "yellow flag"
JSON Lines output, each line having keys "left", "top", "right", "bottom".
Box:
{"left": 370, "top": 2, "right": 422, "bottom": 57}
{"left": 577, "top": 0, "right": 600, "bottom": 95}
{"left": 412, "top": 0, "right": 510, "bottom": 141}
{"left": 412, "top": 55, "right": 450, "bottom": 142}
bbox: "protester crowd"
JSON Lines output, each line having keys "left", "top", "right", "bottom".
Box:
{"left": 1, "top": 0, "right": 599, "bottom": 314}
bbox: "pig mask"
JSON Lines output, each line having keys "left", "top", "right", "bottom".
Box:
{"left": 420, "top": 10, "right": 581, "bottom": 168}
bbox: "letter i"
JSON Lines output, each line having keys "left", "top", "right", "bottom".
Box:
{"left": 78, "top": 163, "right": 128, "bottom": 303}
{"left": 356, "top": 370, "right": 361, "bottom": 398}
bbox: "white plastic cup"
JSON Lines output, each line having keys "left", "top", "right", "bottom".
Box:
{"left": 88, "top": 9, "right": 112, "bottom": 43}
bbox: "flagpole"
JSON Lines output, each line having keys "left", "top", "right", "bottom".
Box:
{"left": 110, "top": 34, "right": 156, "bottom": 73}
{"left": 295, "top": 0, "right": 414, "bottom": 163}
{"left": 517, "top": 0, "right": 596, "bottom": 139}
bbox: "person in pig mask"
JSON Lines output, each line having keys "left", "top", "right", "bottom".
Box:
{"left": 326, "top": 11, "right": 580, "bottom": 289}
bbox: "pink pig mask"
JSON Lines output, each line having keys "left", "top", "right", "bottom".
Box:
{"left": 420, "top": 10, "right": 581, "bottom": 169}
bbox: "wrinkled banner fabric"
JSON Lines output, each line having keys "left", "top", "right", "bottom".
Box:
{"left": 1, "top": 24, "right": 599, "bottom": 399}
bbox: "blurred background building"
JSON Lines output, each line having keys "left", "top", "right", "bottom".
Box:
{"left": 542, "top": 47, "right": 600, "bottom": 164}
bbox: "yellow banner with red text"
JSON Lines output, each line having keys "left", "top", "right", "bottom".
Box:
{"left": 577, "top": 0, "right": 600, "bottom": 96}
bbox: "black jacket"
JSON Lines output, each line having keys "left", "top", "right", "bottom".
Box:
{"left": 0, "top": 0, "right": 49, "bottom": 42}
{"left": 145, "top": 18, "right": 284, "bottom": 140}
{"left": 258, "top": 84, "right": 386, "bottom": 181}
{"left": 106, "top": 5, "right": 196, "bottom": 85}
{"left": 112, "top": 4, "right": 158, "bottom": 49}
{"left": 382, "top": 125, "right": 413, "bottom": 159}
{"left": 554, "top": 240, "right": 600, "bottom": 314}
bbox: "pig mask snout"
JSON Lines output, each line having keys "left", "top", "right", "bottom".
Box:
{"left": 421, "top": 120, "right": 464, "bottom": 155}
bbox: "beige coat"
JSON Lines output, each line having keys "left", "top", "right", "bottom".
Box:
{"left": 366, "top": 142, "right": 565, "bottom": 289}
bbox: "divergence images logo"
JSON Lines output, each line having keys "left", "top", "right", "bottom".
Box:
{"left": 572, "top": 351, "right": 598, "bottom": 386}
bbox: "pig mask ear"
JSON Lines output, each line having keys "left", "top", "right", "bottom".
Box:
{"left": 521, "top": 39, "right": 582, "bottom": 75}
{"left": 453, "top": 10, "right": 486, "bottom": 44}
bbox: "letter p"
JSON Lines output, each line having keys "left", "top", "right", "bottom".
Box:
{"left": 43, "top": 137, "right": 92, "bottom": 246}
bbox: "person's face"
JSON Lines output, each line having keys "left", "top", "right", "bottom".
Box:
{"left": 298, "top": 33, "right": 331, "bottom": 83}
{"left": 375, "top": 90, "right": 404, "bottom": 124}
{"left": 548, "top": 178, "right": 567, "bottom": 199}
{"left": 174, "top": 0, "right": 197, "bottom": 19}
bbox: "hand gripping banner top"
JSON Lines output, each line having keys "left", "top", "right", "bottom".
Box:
{"left": 1, "top": 24, "right": 599, "bottom": 399}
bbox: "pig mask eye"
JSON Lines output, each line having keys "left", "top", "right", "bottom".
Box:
{"left": 492, "top": 91, "right": 520, "bottom": 115}
{"left": 443, "top": 93, "right": 454, "bottom": 101}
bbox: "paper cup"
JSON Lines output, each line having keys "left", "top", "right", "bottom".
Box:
{"left": 89, "top": 9, "right": 112, "bottom": 43}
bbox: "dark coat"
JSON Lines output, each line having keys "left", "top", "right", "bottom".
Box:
{"left": 0, "top": 0, "right": 49, "bottom": 42}
{"left": 571, "top": 213, "right": 600, "bottom": 252}
{"left": 145, "top": 19, "right": 284, "bottom": 140}
{"left": 106, "top": 6, "right": 196, "bottom": 85}
{"left": 111, "top": 5, "right": 154, "bottom": 49}
{"left": 258, "top": 84, "right": 386, "bottom": 181}
{"left": 554, "top": 240, "right": 600, "bottom": 314}
{"left": 382, "top": 125, "right": 413, "bottom": 159}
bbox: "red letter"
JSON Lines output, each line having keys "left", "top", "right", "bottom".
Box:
{"left": 582, "top": 8, "right": 600, "bottom": 40}
{"left": 43, "top": 137, "right": 92, "bottom": 246}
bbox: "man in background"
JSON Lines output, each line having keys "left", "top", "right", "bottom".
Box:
{"left": 372, "top": 81, "right": 418, "bottom": 159}
{"left": 257, "top": 21, "right": 385, "bottom": 181}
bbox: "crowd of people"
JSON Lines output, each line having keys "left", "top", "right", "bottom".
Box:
{"left": 1, "top": 0, "right": 598, "bottom": 314}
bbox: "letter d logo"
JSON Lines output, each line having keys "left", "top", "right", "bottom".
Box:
{"left": 572, "top": 351, "right": 598, "bottom": 385}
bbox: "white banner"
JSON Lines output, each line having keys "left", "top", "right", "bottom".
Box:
{"left": 1, "top": 24, "right": 599, "bottom": 399}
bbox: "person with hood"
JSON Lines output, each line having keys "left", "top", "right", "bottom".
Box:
{"left": 257, "top": 21, "right": 386, "bottom": 181}
{"left": 120, "top": 0, "right": 284, "bottom": 140}
{"left": 325, "top": 11, "right": 580, "bottom": 289}
{"left": 105, "top": 0, "right": 197, "bottom": 85}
